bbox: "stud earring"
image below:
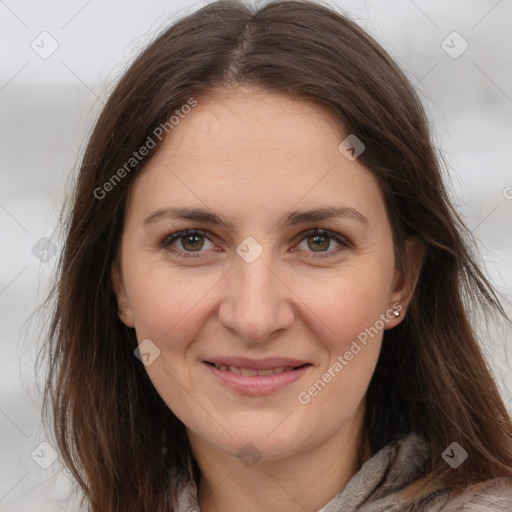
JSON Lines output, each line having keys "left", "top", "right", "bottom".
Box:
{"left": 393, "top": 310, "right": 401, "bottom": 317}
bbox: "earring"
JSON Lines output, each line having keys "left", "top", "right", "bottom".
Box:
{"left": 393, "top": 310, "right": 401, "bottom": 317}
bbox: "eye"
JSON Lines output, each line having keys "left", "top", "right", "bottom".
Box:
{"left": 162, "top": 229, "right": 216, "bottom": 258}
{"left": 293, "top": 228, "right": 352, "bottom": 257}
{"left": 161, "top": 228, "right": 351, "bottom": 259}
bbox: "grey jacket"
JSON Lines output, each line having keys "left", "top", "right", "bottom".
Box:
{"left": 174, "top": 432, "right": 512, "bottom": 511}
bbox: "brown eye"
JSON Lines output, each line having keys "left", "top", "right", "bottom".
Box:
{"left": 180, "top": 233, "right": 205, "bottom": 252}
{"left": 307, "top": 233, "right": 331, "bottom": 252}
{"left": 162, "top": 227, "right": 351, "bottom": 260}
{"left": 295, "top": 228, "right": 351, "bottom": 257}
{"left": 162, "top": 229, "right": 215, "bottom": 258}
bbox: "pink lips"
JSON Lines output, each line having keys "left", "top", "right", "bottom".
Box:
{"left": 205, "top": 356, "right": 309, "bottom": 370}
{"left": 203, "top": 357, "right": 312, "bottom": 396}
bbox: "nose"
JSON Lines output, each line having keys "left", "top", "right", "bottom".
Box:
{"left": 217, "top": 244, "right": 295, "bottom": 345}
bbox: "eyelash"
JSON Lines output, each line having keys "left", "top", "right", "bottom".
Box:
{"left": 161, "top": 228, "right": 352, "bottom": 259}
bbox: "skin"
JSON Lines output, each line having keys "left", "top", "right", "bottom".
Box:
{"left": 112, "top": 87, "right": 424, "bottom": 512}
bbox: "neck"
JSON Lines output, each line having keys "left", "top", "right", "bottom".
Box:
{"left": 190, "top": 403, "right": 370, "bottom": 512}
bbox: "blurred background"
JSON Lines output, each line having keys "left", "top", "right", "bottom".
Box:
{"left": 1, "top": 0, "right": 511, "bottom": 510}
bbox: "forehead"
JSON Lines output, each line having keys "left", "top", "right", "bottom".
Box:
{"left": 160, "top": 87, "right": 345, "bottom": 163}
{"left": 126, "top": 88, "right": 385, "bottom": 226}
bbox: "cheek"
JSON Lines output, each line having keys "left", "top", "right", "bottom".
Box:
{"left": 295, "top": 284, "right": 384, "bottom": 423}
{"left": 314, "top": 288, "right": 384, "bottom": 379}
{"left": 299, "top": 262, "right": 393, "bottom": 348}
{"left": 124, "top": 268, "right": 214, "bottom": 412}
{"left": 124, "top": 263, "right": 219, "bottom": 350}
{"left": 291, "top": 262, "right": 392, "bottom": 401}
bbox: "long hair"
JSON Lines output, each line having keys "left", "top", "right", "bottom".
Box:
{"left": 39, "top": 0, "right": 512, "bottom": 510}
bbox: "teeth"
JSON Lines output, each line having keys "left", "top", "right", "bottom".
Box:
{"left": 213, "top": 363, "right": 299, "bottom": 375}
{"left": 240, "top": 368, "right": 258, "bottom": 376}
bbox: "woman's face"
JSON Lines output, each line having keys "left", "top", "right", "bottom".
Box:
{"left": 113, "top": 88, "right": 418, "bottom": 462}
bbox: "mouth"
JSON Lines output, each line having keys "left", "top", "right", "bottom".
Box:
{"left": 202, "top": 359, "right": 312, "bottom": 396}
{"left": 205, "top": 361, "right": 310, "bottom": 376}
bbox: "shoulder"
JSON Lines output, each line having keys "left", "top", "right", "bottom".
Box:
{"left": 437, "top": 478, "right": 512, "bottom": 511}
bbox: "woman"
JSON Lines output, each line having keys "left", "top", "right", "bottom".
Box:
{"left": 40, "top": 0, "right": 512, "bottom": 510}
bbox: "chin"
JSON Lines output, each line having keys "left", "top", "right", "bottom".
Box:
{"left": 205, "top": 417, "right": 311, "bottom": 461}
{"left": 222, "top": 436, "right": 300, "bottom": 462}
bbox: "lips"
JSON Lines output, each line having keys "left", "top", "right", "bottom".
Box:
{"left": 203, "top": 357, "right": 312, "bottom": 395}
{"left": 209, "top": 363, "right": 301, "bottom": 376}
{"left": 204, "top": 356, "right": 309, "bottom": 371}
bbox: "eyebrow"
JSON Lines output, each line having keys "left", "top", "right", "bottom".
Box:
{"left": 143, "top": 205, "right": 368, "bottom": 231}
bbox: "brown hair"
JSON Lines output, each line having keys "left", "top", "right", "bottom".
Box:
{"left": 39, "top": 0, "right": 512, "bottom": 510}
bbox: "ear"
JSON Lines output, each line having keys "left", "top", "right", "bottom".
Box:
{"left": 387, "top": 237, "right": 425, "bottom": 328}
{"left": 111, "top": 258, "right": 135, "bottom": 328}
